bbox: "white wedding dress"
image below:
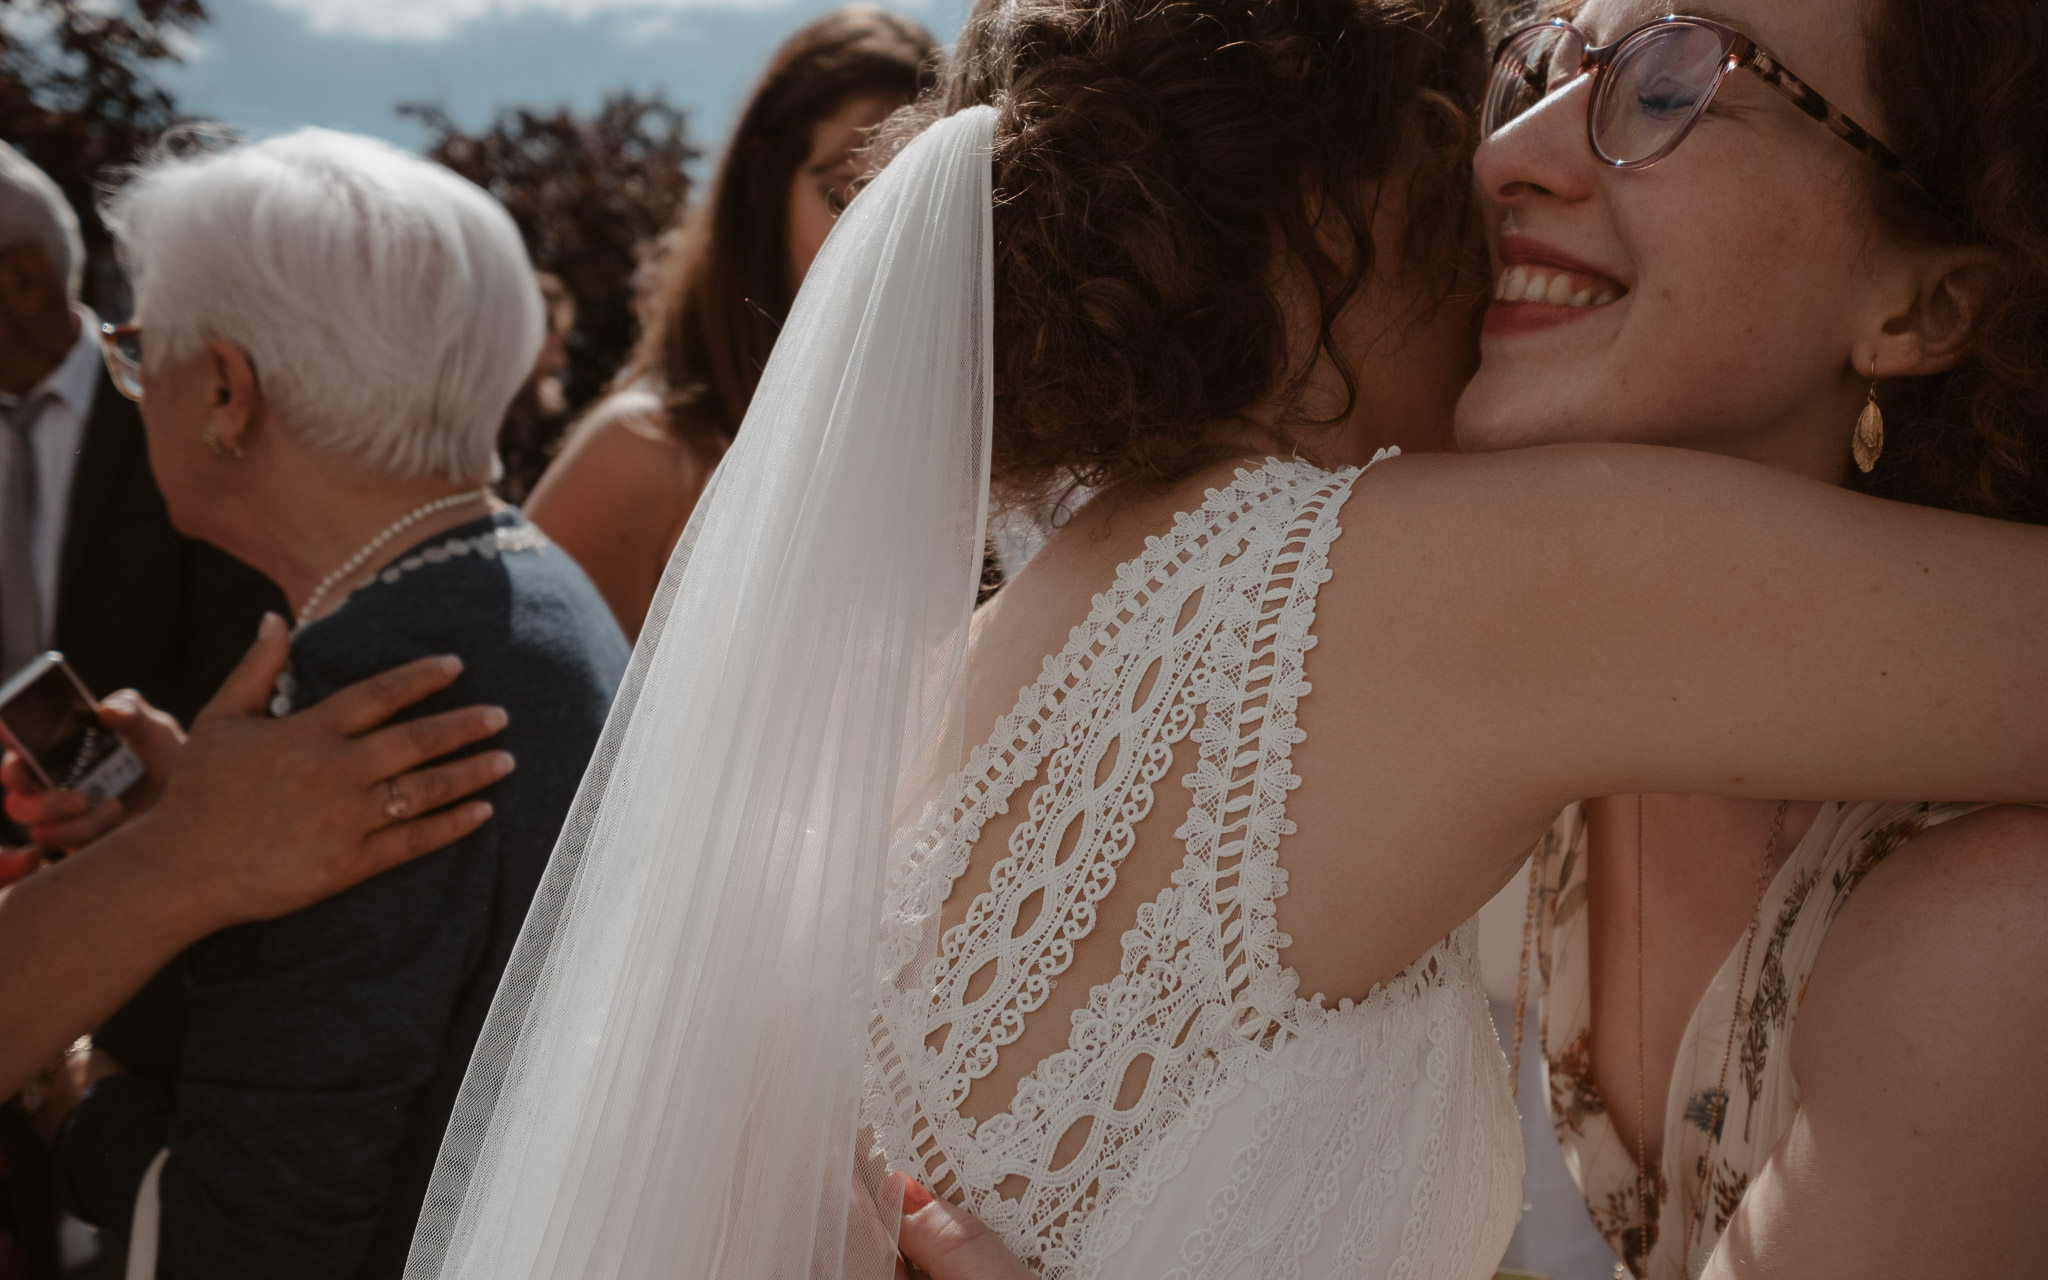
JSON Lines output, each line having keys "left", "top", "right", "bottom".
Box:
{"left": 409, "top": 110, "right": 1520, "bottom": 1280}
{"left": 865, "top": 457, "right": 1524, "bottom": 1279}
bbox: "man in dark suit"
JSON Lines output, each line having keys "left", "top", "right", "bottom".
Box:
{"left": 0, "top": 141, "right": 281, "bottom": 1280}
{"left": 0, "top": 151, "right": 283, "bottom": 730}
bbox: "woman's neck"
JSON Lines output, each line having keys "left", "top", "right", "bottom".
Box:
{"left": 218, "top": 463, "right": 500, "bottom": 622}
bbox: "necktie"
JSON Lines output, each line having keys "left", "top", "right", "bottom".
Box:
{"left": 1, "top": 391, "right": 53, "bottom": 678}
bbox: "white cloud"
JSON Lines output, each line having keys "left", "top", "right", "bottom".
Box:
{"left": 258, "top": 0, "right": 794, "bottom": 43}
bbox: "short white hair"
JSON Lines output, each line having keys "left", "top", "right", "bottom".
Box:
{"left": 105, "top": 128, "right": 544, "bottom": 484}
{"left": 0, "top": 142, "right": 85, "bottom": 302}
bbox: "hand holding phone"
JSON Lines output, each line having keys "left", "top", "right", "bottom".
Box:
{"left": 2, "top": 687, "right": 186, "bottom": 852}
{"left": 0, "top": 655, "right": 146, "bottom": 805}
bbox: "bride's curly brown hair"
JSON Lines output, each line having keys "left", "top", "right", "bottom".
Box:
{"left": 875, "top": 0, "right": 1484, "bottom": 506}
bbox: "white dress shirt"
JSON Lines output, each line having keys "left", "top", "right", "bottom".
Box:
{"left": 0, "top": 307, "right": 101, "bottom": 644}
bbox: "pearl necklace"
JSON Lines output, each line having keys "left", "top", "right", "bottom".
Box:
{"left": 297, "top": 489, "right": 491, "bottom": 624}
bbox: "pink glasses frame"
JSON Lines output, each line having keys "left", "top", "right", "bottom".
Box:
{"left": 1485, "top": 15, "right": 1924, "bottom": 194}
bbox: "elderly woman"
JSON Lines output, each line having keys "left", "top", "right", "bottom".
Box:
{"left": 40, "top": 129, "right": 628, "bottom": 1280}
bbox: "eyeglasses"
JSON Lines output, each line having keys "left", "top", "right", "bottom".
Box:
{"left": 1482, "top": 15, "right": 1921, "bottom": 191}
{"left": 98, "top": 323, "right": 143, "bottom": 401}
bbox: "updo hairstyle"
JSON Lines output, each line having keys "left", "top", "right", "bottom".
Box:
{"left": 879, "top": 0, "right": 1485, "bottom": 507}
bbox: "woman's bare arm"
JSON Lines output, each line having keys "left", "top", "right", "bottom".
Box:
{"left": 1340, "top": 444, "right": 2048, "bottom": 811}
{"left": 0, "top": 620, "right": 511, "bottom": 1095}
{"left": 1279, "top": 444, "right": 2048, "bottom": 995}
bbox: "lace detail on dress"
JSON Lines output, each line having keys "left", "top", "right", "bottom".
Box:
{"left": 865, "top": 456, "right": 1522, "bottom": 1280}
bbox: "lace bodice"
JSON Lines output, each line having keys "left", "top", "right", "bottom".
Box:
{"left": 864, "top": 458, "right": 1522, "bottom": 1278}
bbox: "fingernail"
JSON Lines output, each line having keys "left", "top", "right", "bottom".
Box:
{"left": 490, "top": 751, "right": 516, "bottom": 775}
{"left": 438, "top": 655, "right": 464, "bottom": 676}
{"left": 483, "top": 707, "right": 509, "bottom": 731}
{"left": 900, "top": 1176, "right": 933, "bottom": 1213}
{"left": 473, "top": 801, "right": 494, "bottom": 819}
{"left": 258, "top": 612, "right": 284, "bottom": 641}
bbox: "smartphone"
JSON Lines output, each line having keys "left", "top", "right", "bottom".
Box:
{"left": 0, "top": 653, "right": 146, "bottom": 804}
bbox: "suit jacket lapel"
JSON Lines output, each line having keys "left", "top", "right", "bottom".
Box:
{"left": 56, "top": 368, "right": 140, "bottom": 622}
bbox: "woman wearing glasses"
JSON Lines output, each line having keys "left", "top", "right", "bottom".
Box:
{"left": 1460, "top": 2, "right": 2048, "bottom": 1277}
{"left": 407, "top": 1, "right": 2048, "bottom": 1278}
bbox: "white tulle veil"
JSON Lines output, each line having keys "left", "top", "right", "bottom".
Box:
{"left": 405, "top": 104, "right": 998, "bottom": 1280}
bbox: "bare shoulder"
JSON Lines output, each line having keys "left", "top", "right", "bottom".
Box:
{"left": 1798, "top": 804, "right": 2048, "bottom": 1049}
{"left": 1730, "top": 805, "right": 2048, "bottom": 1278}
{"left": 525, "top": 390, "right": 723, "bottom": 638}
{"left": 536, "top": 391, "right": 716, "bottom": 503}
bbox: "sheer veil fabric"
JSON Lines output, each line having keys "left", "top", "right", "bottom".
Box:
{"left": 405, "top": 105, "right": 998, "bottom": 1280}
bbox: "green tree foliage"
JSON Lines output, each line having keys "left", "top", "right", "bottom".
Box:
{"left": 0, "top": 0, "right": 207, "bottom": 310}
{"left": 403, "top": 94, "right": 697, "bottom": 495}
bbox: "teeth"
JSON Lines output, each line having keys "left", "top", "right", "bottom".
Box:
{"left": 1492, "top": 265, "right": 1624, "bottom": 308}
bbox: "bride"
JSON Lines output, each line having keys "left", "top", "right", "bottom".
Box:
{"left": 407, "top": 0, "right": 2048, "bottom": 1277}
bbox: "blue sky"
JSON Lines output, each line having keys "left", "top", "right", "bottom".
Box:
{"left": 155, "top": 0, "right": 967, "bottom": 158}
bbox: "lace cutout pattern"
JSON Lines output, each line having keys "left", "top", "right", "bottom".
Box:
{"left": 864, "top": 457, "right": 1520, "bottom": 1279}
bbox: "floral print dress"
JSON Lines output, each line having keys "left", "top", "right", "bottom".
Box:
{"left": 1529, "top": 800, "right": 1992, "bottom": 1280}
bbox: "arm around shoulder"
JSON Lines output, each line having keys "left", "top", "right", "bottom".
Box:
{"left": 1330, "top": 445, "right": 2048, "bottom": 822}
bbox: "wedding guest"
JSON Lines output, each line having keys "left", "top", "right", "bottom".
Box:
{"left": 0, "top": 143, "right": 281, "bottom": 730}
{"left": 525, "top": 4, "right": 937, "bottom": 638}
{"left": 0, "top": 618, "right": 511, "bottom": 1100}
{"left": 34, "top": 127, "right": 628, "bottom": 1280}
{"left": 0, "top": 141, "right": 283, "bottom": 856}
{"left": 0, "top": 137, "right": 283, "bottom": 1280}
{"left": 1460, "top": 1, "right": 2048, "bottom": 1275}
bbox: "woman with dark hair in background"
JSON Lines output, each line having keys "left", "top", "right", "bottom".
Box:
{"left": 525, "top": 4, "right": 938, "bottom": 638}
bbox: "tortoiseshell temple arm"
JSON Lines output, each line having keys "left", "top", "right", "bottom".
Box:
{"left": 1744, "top": 44, "right": 1927, "bottom": 194}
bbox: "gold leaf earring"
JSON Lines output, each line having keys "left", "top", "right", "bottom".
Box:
{"left": 1853, "top": 354, "right": 1883, "bottom": 474}
{"left": 203, "top": 422, "right": 247, "bottom": 460}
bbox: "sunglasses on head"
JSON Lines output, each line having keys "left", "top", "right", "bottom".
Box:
{"left": 1482, "top": 14, "right": 1923, "bottom": 194}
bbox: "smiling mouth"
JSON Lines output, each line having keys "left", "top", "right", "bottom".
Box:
{"left": 1491, "top": 264, "right": 1622, "bottom": 309}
